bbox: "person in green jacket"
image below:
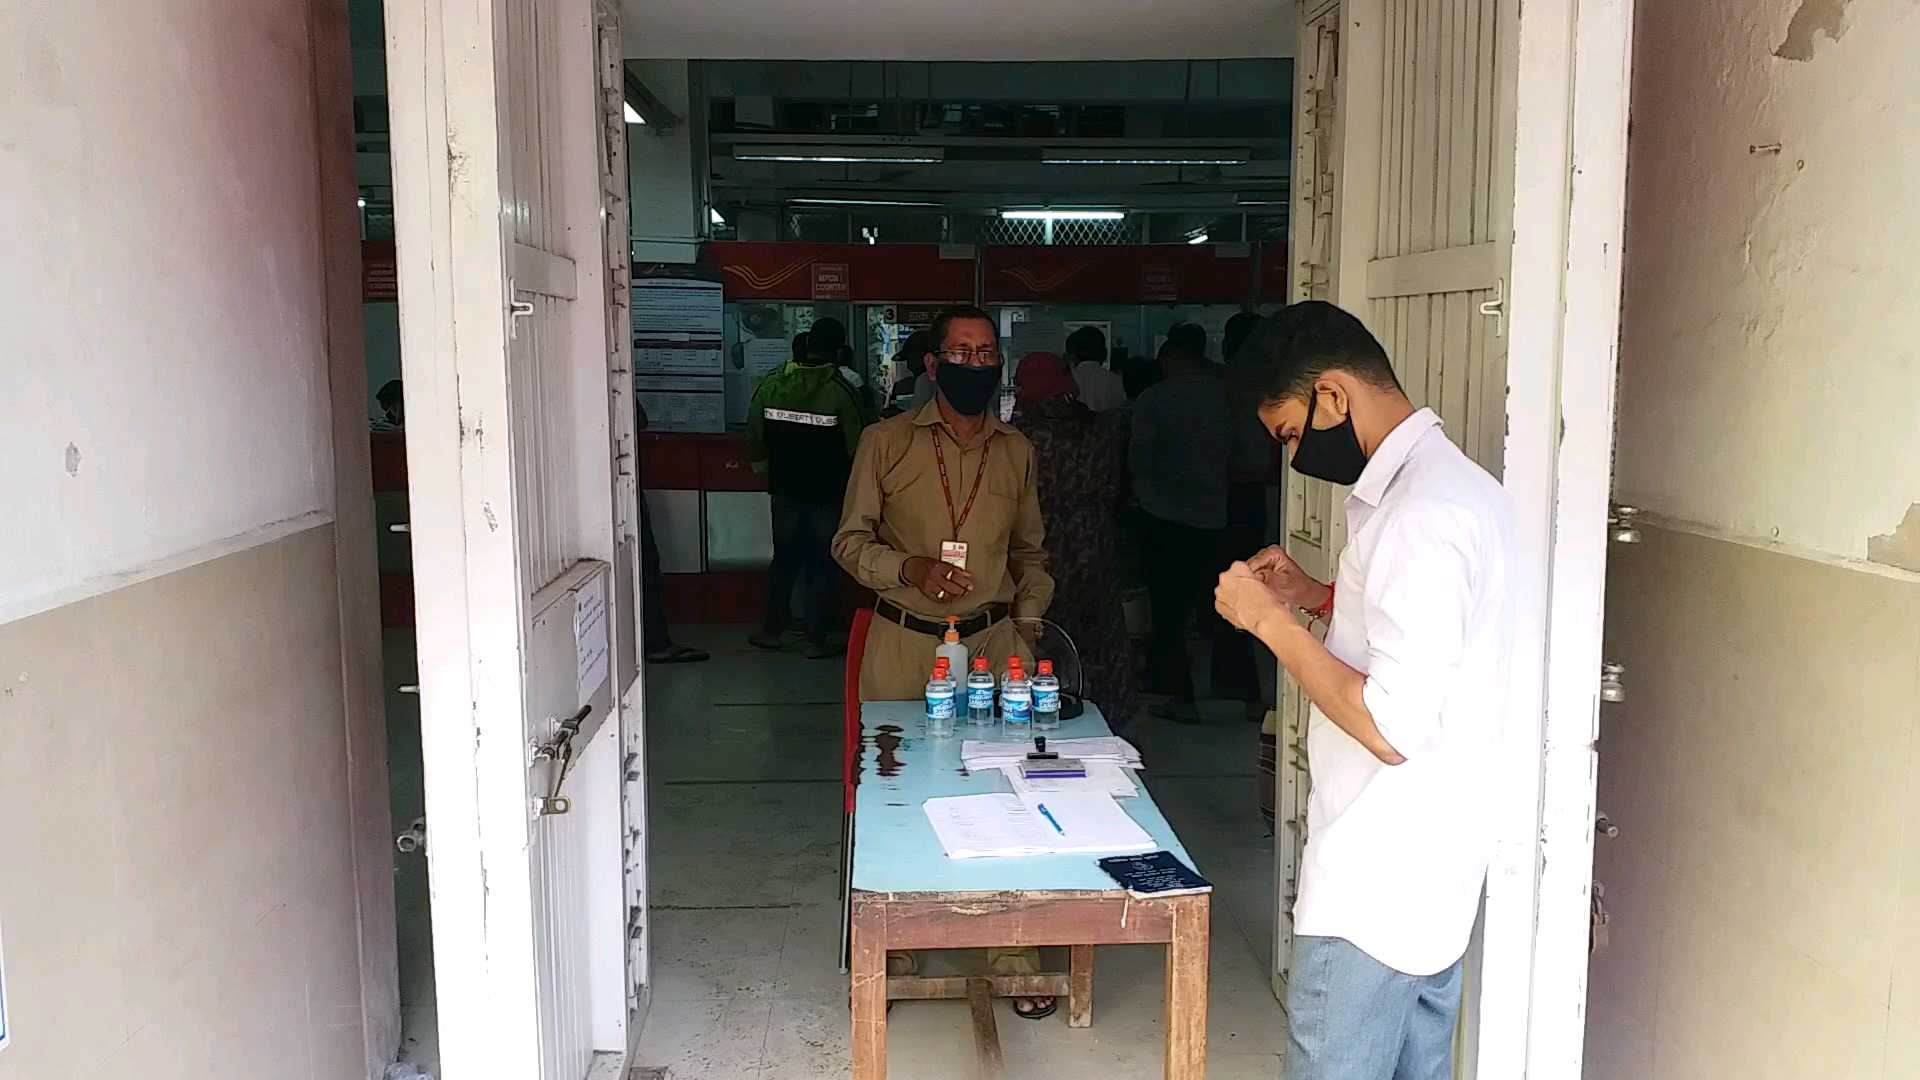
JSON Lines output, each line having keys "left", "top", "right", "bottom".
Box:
{"left": 746, "top": 317, "right": 869, "bottom": 657}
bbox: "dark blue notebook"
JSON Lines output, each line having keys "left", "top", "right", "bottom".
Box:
{"left": 1096, "top": 850, "right": 1212, "bottom": 898}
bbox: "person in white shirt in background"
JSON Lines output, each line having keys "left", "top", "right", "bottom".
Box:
{"left": 1065, "top": 325, "right": 1126, "bottom": 412}
{"left": 1212, "top": 301, "right": 1514, "bottom": 1080}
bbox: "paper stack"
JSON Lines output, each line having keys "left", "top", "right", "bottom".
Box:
{"left": 959, "top": 737, "right": 1144, "bottom": 771}
{"left": 923, "top": 792, "right": 1157, "bottom": 859}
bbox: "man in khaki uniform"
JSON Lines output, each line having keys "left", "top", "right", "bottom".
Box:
{"left": 833, "top": 306, "right": 1053, "bottom": 699}
{"left": 831, "top": 304, "right": 1060, "bottom": 1017}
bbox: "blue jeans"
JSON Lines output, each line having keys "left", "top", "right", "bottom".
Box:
{"left": 1286, "top": 935, "right": 1463, "bottom": 1080}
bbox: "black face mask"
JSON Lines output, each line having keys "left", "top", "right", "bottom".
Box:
{"left": 1290, "top": 389, "right": 1369, "bottom": 486}
{"left": 935, "top": 362, "right": 1004, "bottom": 417}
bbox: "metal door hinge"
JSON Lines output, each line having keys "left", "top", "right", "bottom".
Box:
{"left": 1600, "top": 661, "right": 1627, "bottom": 703}
{"left": 1478, "top": 278, "right": 1506, "bottom": 338}
{"left": 1609, "top": 504, "right": 1642, "bottom": 544}
{"left": 395, "top": 816, "right": 427, "bottom": 854}
{"left": 1590, "top": 881, "right": 1610, "bottom": 953}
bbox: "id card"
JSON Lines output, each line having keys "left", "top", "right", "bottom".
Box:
{"left": 939, "top": 540, "right": 969, "bottom": 570}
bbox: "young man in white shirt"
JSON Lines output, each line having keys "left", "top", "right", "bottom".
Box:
{"left": 1212, "top": 301, "right": 1515, "bottom": 1080}
{"left": 1065, "top": 324, "right": 1126, "bottom": 412}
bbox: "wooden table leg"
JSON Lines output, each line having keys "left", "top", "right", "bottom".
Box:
{"left": 1163, "top": 897, "right": 1210, "bottom": 1078}
{"left": 967, "top": 977, "right": 1007, "bottom": 1079}
{"left": 851, "top": 900, "right": 888, "bottom": 1080}
{"left": 1068, "top": 945, "right": 1095, "bottom": 1029}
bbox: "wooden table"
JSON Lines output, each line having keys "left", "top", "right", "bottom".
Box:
{"left": 849, "top": 702, "right": 1210, "bottom": 1079}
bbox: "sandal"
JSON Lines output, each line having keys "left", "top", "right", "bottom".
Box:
{"left": 645, "top": 643, "right": 710, "bottom": 664}
{"left": 1012, "top": 997, "right": 1058, "bottom": 1021}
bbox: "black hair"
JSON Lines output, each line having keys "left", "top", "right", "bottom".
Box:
{"left": 1165, "top": 322, "right": 1208, "bottom": 362}
{"left": 376, "top": 379, "right": 404, "bottom": 405}
{"left": 928, "top": 305, "right": 999, "bottom": 355}
{"left": 791, "top": 331, "right": 809, "bottom": 361}
{"left": 1123, "top": 354, "right": 1163, "bottom": 399}
{"left": 1064, "top": 325, "right": 1107, "bottom": 366}
{"left": 1236, "top": 300, "right": 1402, "bottom": 405}
{"left": 1223, "top": 312, "right": 1263, "bottom": 366}
{"left": 804, "top": 317, "right": 846, "bottom": 363}
{"left": 896, "top": 328, "right": 931, "bottom": 375}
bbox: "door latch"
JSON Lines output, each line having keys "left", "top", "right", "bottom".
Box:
{"left": 1590, "top": 881, "right": 1611, "bottom": 954}
{"left": 532, "top": 704, "right": 593, "bottom": 816}
{"left": 1477, "top": 278, "right": 1506, "bottom": 338}
{"left": 507, "top": 277, "right": 536, "bottom": 338}
{"left": 1595, "top": 811, "right": 1620, "bottom": 839}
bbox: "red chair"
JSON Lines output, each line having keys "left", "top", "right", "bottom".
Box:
{"left": 838, "top": 607, "right": 874, "bottom": 973}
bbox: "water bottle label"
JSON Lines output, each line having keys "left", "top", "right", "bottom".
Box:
{"left": 1034, "top": 688, "right": 1060, "bottom": 713}
{"left": 1004, "top": 696, "right": 1032, "bottom": 724}
{"left": 927, "top": 693, "right": 956, "bottom": 720}
{"left": 968, "top": 687, "right": 994, "bottom": 711}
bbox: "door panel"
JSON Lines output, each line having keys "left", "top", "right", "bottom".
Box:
{"left": 387, "top": 0, "right": 637, "bottom": 1074}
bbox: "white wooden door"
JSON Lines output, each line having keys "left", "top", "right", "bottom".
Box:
{"left": 387, "top": 0, "right": 646, "bottom": 1075}
{"left": 1287, "top": 0, "right": 1633, "bottom": 1073}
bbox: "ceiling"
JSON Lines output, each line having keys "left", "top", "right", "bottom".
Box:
{"left": 621, "top": 0, "right": 1292, "bottom": 62}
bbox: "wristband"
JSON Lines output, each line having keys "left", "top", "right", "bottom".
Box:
{"left": 1302, "top": 581, "right": 1335, "bottom": 622}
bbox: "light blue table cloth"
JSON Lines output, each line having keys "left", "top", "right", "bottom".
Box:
{"left": 850, "top": 700, "right": 1203, "bottom": 894}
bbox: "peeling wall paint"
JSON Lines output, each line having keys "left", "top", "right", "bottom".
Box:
{"left": 1615, "top": 0, "right": 1920, "bottom": 563}
{"left": 1774, "top": 0, "right": 1853, "bottom": 60}
{"left": 1867, "top": 504, "right": 1920, "bottom": 574}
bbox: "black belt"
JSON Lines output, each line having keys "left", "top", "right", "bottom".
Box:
{"left": 875, "top": 598, "right": 1009, "bottom": 639}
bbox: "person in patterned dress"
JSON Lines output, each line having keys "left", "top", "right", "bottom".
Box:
{"left": 1012, "top": 352, "right": 1139, "bottom": 732}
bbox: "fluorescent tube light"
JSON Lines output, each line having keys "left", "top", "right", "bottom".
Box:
{"left": 624, "top": 101, "right": 646, "bottom": 125}
{"left": 1042, "top": 147, "right": 1250, "bottom": 167}
{"left": 1000, "top": 209, "right": 1125, "bottom": 222}
{"left": 789, "top": 197, "right": 946, "bottom": 208}
{"left": 734, "top": 145, "right": 943, "bottom": 165}
{"left": 1187, "top": 232, "right": 1210, "bottom": 245}
{"left": 709, "top": 208, "right": 726, "bottom": 226}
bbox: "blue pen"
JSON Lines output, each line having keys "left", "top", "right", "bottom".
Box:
{"left": 1035, "top": 802, "right": 1065, "bottom": 835}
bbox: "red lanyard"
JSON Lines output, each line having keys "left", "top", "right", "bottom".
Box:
{"left": 929, "top": 428, "right": 990, "bottom": 537}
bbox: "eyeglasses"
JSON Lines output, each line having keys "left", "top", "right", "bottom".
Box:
{"left": 937, "top": 347, "right": 1001, "bottom": 367}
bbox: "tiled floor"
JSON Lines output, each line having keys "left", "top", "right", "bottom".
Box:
{"left": 633, "top": 625, "right": 1288, "bottom": 1079}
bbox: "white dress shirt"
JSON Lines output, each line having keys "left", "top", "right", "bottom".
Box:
{"left": 1072, "top": 360, "right": 1127, "bottom": 412}
{"left": 1292, "top": 407, "right": 1515, "bottom": 976}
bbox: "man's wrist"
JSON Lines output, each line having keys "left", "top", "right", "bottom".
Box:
{"left": 1254, "top": 610, "right": 1313, "bottom": 656}
{"left": 898, "top": 555, "right": 925, "bottom": 587}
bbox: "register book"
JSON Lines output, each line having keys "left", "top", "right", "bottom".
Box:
{"left": 922, "top": 792, "right": 1157, "bottom": 860}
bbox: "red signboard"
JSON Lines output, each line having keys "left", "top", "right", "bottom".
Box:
{"left": 703, "top": 243, "right": 974, "bottom": 303}
{"left": 701, "top": 241, "right": 1279, "bottom": 305}
{"left": 810, "top": 262, "right": 851, "bottom": 301}
{"left": 1140, "top": 261, "right": 1180, "bottom": 303}
{"left": 984, "top": 245, "right": 1257, "bottom": 304}
{"left": 362, "top": 239, "right": 397, "bottom": 301}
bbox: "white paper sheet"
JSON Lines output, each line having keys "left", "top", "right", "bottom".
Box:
{"left": 574, "top": 573, "right": 609, "bottom": 708}
{"left": 923, "top": 791, "right": 1155, "bottom": 859}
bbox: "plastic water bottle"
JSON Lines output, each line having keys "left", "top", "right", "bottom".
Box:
{"left": 966, "top": 657, "right": 997, "bottom": 728}
{"left": 1001, "top": 657, "right": 1033, "bottom": 733}
{"left": 925, "top": 659, "right": 957, "bottom": 738}
{"left": 1032, "top": 659, "right": 1061, "bottom": 731}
